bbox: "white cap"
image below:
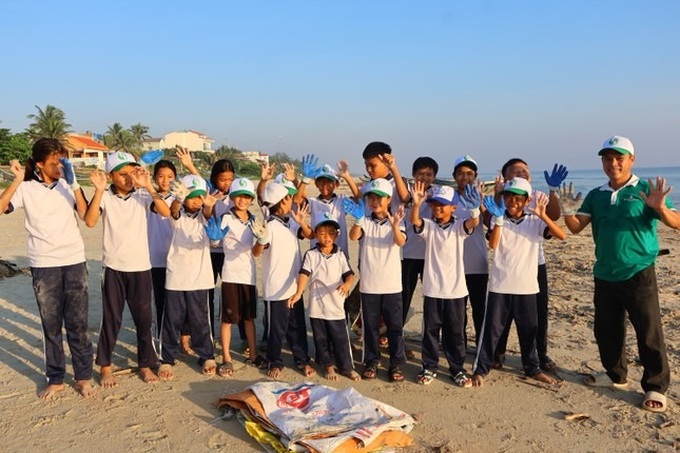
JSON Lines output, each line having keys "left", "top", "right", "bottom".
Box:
{"left": 314, "top": 212, "right": 340, "bottom": 230}
{"left": 275, "top": 173, "right": 298, "bottom": 194}
{"left": 105, "top": 152, "right": 139, "bottom": 173}
{"left": 316, "top": 164, "right": 339, "bottom": 182}
{"left": 426, "top": 185, "right": 457, "bottom": 205}
{"left": 181, "top": 175, "right": 207, "bottom": 199}
{"left": 229, "top": 177, "right": 255, "bottom": 198}
{"left": 362, "top": 178, "right": 392, "bottom": 198}
{"left": 599, "top": 136, "right": 634, "bottom": 156}
{"left": 263, "top": 182, "right": 289, "bottom": 206}
{"left": 453, "top": 155, "right": 478, "bottom": 172}
{"left": 502, "top": 177, "right": 532, "bottom": 196}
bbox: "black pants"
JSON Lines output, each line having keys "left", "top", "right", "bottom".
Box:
{"left": 210, "top": 252, "right": 246, "bottom": 340}
{"left": 160, "top": 289, "right": 214, "bottom": 364}
{"left": 360, "top": 292, "right": 406, "bottom": 369}
{"left": 310, "top": 318, "right": 354, "bottom": 374}
{"left": 464, "top": 273, "right": 488, "bottom": 345}
{"left": 401, "top": 258, "right": 424, "bottom": 325}
{"left": 494, "top": 264, "right": 549, "bottom": 362}
{"left": 96, "top": 268, "right": 157, "bottom": 369}
{"left": 151, "top": 267, "right": 190, "bottom": 338}
{"left": 422, "top": 296, "right": 467, "bottom": 375}
{"left": 473, "top": 292, "right": 541, "bottom": 376}
{"left": 31, "top": 263, "right": 93, "bottom": 384}
{"left": 594, "top": 265, "right": 669, "bottom": 393}
{"left": 265, "top": 299, "right": 310, "bottom": 370}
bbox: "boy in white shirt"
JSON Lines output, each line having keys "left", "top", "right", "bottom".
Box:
{"left": 345, "top": 178, "right": 407, "bottom": 382}
{"left": 157, "top": 175, "right": 218, "bottom": 380}
{"left": 410, "top": 182, "right": 481, "bottom": 387}
{"left": 85, "top": 152, "right": 171, "bottom": 387}
{"left": 472, "top": 177, "right": 566, "bottom": 387}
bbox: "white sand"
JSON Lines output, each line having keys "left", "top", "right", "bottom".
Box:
{"left": 1, "top": 185, "right": 679, "bottom": 452}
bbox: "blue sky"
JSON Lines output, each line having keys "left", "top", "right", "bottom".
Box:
{"left": 1, "top": 1, "right": 678, "bottom": 174}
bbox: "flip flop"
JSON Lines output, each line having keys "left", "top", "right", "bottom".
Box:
{"left": 200, "top": 358, "right": 217, "bottom": 376}
{"left": 362, "top": 364, "right": 378, "bottom": 380}
{"left": 451, "top": 371, "right": 473, "bottom": 388}
{"left": 389, "top": 366, "right": 405, "bottom": 383}
{"left": 217, "top": 361, "right": 233, "bottom": 378}
{"left": 583, "top": 372, "right": 627, "bottom": 388}
{"left": 642, "top": 391, "right": 667, "bottom": 413}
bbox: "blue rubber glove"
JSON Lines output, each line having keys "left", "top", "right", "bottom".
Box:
{"left": 544, "top": 163, "right": 568, "bottom": 191}
{"left": 460, "top": 184, "right": 481, "bottom": 209}
{"left": 140, "top": 149, "right": 164, "bottom": 166}
{"left": 483, "top": 195, "right": 505, "bottom": 220}
{"left": 204, "top": 216, "right": 229, "bottom": 241}
{"left": 342, "top": 198, "right": 365, "bottom": 225}
{"left": 301, "top": 154, "right": 321, "bottom": 183}
{"left": 59, "top": 157, "right": 78, "bottom": 189}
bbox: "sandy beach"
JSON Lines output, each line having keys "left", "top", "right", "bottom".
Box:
{"left": 1, "top": 183, "right": 679, "bottom": 453}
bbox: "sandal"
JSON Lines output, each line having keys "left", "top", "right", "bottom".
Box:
{"left": 642, "top": 391, "right": 667, "bottom": 413}
{"left": 417, "top": 369, "right": 437, "bottom": 385}
{"left": 158, "top": 363, "right": 174, "bottom": 381}
{"left": 583, "top": 372, "right": 628, "bottom": 388}
{"left": 246, "top": 355, "right": 268, "bottom": 369}
{"left": 217, "top": 361, "right": 233, "bottom": 378}
{"left": 389, "top": 366, "right": 405, "bottom": 383}
{"left": 362, "top": 364, "right": 378, "bottom": 380}
{"left": 199, "top": 358, "right": 217, "bottom": 376}
{"left": 451, "top": 371, "right": 473, "bottom": 388}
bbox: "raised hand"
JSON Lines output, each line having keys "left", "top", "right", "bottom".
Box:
{"left": 59, "top": 157, "right": 77, "bottom": 186}
{"left": 283, "top": 163, "right": 296, "bottom": 182}
{"left": 342, "top": 197, "right": 365, "bottom": 221}
{"left": 9, "top": 160, "right": 25, "bottom": 180}
{"left": 291, "top": 200, "right": 310, "bottom": 225}
{"left": 460, "top": 184, "right": 482, "bottom": 210}
{"left": 90, "top": 169, "right": 108, "bottom": 191}
{"left": 202, "top": 190, "right": 220, "bottom": 209}
{"left": 131, "top": 166, "right": 152, "bottom": 189}
{"left": 640, "top": 177, "right": 673, "bottom": 211}
{"left": 493, "top": 174, "right": 504, "bottom": 196}
{"left": 204, "top": 215, "right": 230, "bottom": 241}
{"left": 483, "top": 195, "right": 505, "bottom": 218}
{"left": 528, "top": 191, "right": 549, "bottom": 218}
{"left": 558, "top": 182, "right": 583, "bottom": 216}
{"left": 411, "top": 180, "right": 428, "bottom": 206}
{"left": 336, "top": 159, "right": 350, "bottom": 178}
{"left": 169, "top": 179, "right": 190, "bottom": 202}
{"left": 301, "top": 154, "right": 321, "bottom": 180}
{"left": 260, "top": 162, "right": 275, "bottom": 181}
{"left": 544, "top": 163, "right": 569, "bottom": 190}
{"left": 175, "top": 147, "right": 193, "bottom": 167}
{"left": 250, "top": 218, "right": 270, "bottom": 245}
{"left": 387, "top": 204, "right": 405, "bottom": 227}
{"left": 378, "top": 153, "right": 397, "bottom": 171}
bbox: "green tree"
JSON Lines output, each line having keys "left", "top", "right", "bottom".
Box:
{"left": 268, "top": 152, "right": 301, "bottom": 169}
{"left": 25, "top": 104, "right": 72, "bottom": 142}
{"left": 0, "top": 129, "right": 32, "bottom": 164}
{"left": 104, "top": 123, "right": 138, "bottom": 155}
{"left": 129, "top": 123, "right": 150, "bottom": 142}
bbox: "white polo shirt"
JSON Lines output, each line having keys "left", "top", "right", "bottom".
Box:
{"left": 165, "top": 208, "right": 214, "bottom": 291}
{"left": 147, "top": 193, "right": 174, "bottom": 268}
{"left": 417, "top": 218, "right": 470, "bottom": 299}
{"left": 9, "top": 179, "right": 85, "bottom": 267}
{"left": 455, "top": 197, "right": 488, "bottom": 275}
{"left": 488, "top": 214, "right": 549, "bottom": 295}
{"left": 358, "top": 214, "right": 406, "bottom": 294}
{"left": 308, "top": 194, "right": 350, "bottom": 256}
{"left": 100, "top": 187, "right": 152, "bottom": 272}
{"left": 300, "top": 244, "right": 354, "bottom": 320}
{"left": 219, "top": 209, "right": 257, "bottom": 285}
{"left": 528, "top": 190, "right": 547, "bottom": 266}
{"left": 261, "top": 215, "right": 303, "bottom": 300}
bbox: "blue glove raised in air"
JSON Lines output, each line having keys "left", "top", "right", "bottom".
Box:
{"left": 483, "top": 195, "right": 506, "bottom": 222}
{"left": 59, "top": 157, "right": 78, "bottom": 189}
{"left": 140, "top": 149, "right": 164, "bottom": 166}
{"left": 342, "top": 197, "right": 365, "bottom": 225}
{"left": 204, "top": 216, "right": 229, "bottom": 241}
{"left": 460, "top": 184, "right": 481, "bottom": 209}
{"left": 544, "top": 163, "right": 568, "bottom": 191}
{"left": 301, "top": 154, "right": 322, "bottom": 183}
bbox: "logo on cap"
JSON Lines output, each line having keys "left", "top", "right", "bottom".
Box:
{"left": 239, "top": 179, "right": 247, "bottom": 187}
{"left": 322, "top": 212, "right": 333, "bottom": 220}
{"left": 609, "top": 137, "right": 619, "bottom": 146}
{"left": 118, "top": 152, "right": 126, "bottom": 159}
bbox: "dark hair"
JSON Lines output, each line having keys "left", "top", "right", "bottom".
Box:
{"left": 362, "top": 141, "right": 392, "bottom": 159}
{"left": 153, "top": 159, "right": 176, "bottom": 178}
{"left": 411, "top": 156, "right": 439, "bottom": 176}
{"left": 268, "top": 194, "right": 291, "bottom": 215}
{"left": 210, "top": 159, "right": 235, "bottom": 189}
{"left": 501, "top": 158, "right": 528, "bottom": 179}
{"left": 24, "top": 138, "right": 67, "bottom": 182}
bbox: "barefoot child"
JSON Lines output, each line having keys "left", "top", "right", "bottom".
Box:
{"left": 215, "top": 177, "right": 266, "bottom": 377}
{"left": 256, "top": 182, "right": 314, "bottom": 379}
{"left": 410, "top": 182, "right": 481, "bottom": 387}
{"left": 472, "top": 177, "right": 566, "bottom": 387}
{"left": 85, "top": 152, "right": 171, "bottom": 387}
{"left": 288, "top": 213, "right": 361, "bottom": 381}
{"left": 157, "top": 175, "right": 218, "bottom": 379}
{"left": 0, "top": 139, "right": 95, "bottom": 399}
{"left": 345, "top": 178, "right": 407, "bottom": 382}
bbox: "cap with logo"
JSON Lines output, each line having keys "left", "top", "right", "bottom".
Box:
{"left": 229, "top": 177, "right": 255, "bottom": 198}
{"left": 275, "top": 173, "right": 298, "bottom": 195}
{"left": 362, "top": 178, "right": 392, "bottom": 198}
{"left": 453, "top": 155, "right": 478, "bottom": 173}
{"left": 316, "top": 164, "right": 339, "bottom": 182}
{"left": 426, "top": 185, "right": 458, "bottom": 205}
{"left": 314, "top": 212, "right": 340, "bottom": 231}
{"left": 598, "top": 136, "right": 635, "bottom": 156}
{"left": 105, "top": 152, "right": 140, "bottom": 173}
{"left": 263, "top": 182, "right": 289, "bottom": 206}
{"left": 181, "top": 175, "right": 208, "bottom": 199}
{"left": 502, "top": 177, "right": 532, "bottom": 196}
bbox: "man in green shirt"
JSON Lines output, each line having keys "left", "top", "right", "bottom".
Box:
{"left": 564, "top": 135, "right": 680, "bottom": 413}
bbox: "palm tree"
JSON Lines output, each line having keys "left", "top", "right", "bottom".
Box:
{"left": 104, "top": 123, "right": 137, "bottom": 154}
{"left": 129, "top": 123, "right": 151, "bottom": 143}
{"left": 25, "top": 104, "right": 72, "bottom": 143}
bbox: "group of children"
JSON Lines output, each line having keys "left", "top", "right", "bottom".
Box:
{"left": 2, "top": 137, "right": 573, "bottom": 397}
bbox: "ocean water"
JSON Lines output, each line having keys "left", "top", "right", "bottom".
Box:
{"left": 476, "top": 166, "right": 680, "bottom": 207}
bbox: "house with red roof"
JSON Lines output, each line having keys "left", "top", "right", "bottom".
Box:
{"left": 65, "top": 133, "right": 109, "bottom": 167}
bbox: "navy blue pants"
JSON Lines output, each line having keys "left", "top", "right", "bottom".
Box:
{"left": 594, "top": 265, "right": 669, "bottom": 393}
{"left": 422, "top": 296, "right": 467, "bottom": 375}
{"left": 160, "top": 289, "right": 214, "bottom": 364}
{"left": 310, "top": 317, "right": 354, "bottom": 374}
{"left": 265, "top": 299, "right": 310, "bottom": 370}
{"left": 96, "top": 268, "right": 157, "bottom": 369}
{"left": 401, "top": 258, "right": 424, "bottom": 325}
{"left": 473, "top": 292, "right": 540, "bottom": 376}
{"left": 31, "top": 262, "right": 93, "bottom": 384}
{"left": 360, "top": 292, "right": 406, "bottom": 369}
{"left": 464, "top": 273, "right": 488, "bottom": 346}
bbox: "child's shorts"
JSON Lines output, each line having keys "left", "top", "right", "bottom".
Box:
{"left": 220, "top": 282, "right": 257, "bottom": 323}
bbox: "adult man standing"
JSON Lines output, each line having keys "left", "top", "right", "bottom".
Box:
{"left": 563, "top": 135, "right": 680, "bottom": 413}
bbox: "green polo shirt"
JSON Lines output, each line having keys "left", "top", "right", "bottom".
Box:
{"left": 579, "top": 176, "right": 673, "bottom": 282}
